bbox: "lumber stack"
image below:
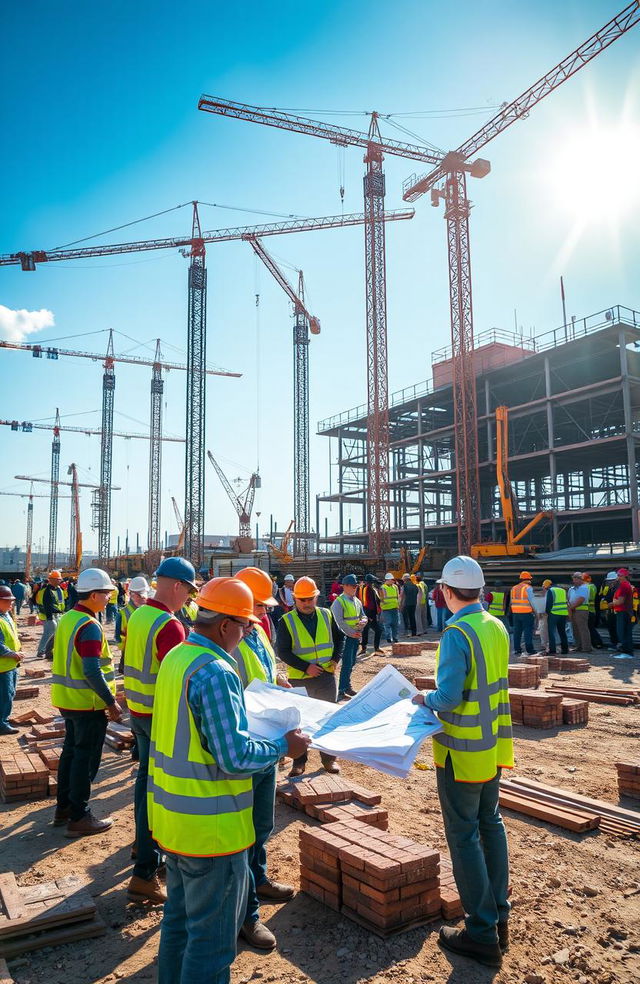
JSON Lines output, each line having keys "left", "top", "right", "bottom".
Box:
{"left": 0, "top": 873, "right": 106, "bottom": 958}
{"left": 299, "top": 821, "right": 443, "bottom": 936}
{"left": 615, "top": 761, "right": 640, "bottom": 801}
{"left": 501, "top": 777, "right": 640, "bottom": 837}
{"left": 13, "top": 686, "right": 39, "bottom": 701}
{"left": 0, "top": 752, "right": 49, "bottom": 803}
{"left": 561, "top": 699, "right": 589, "bottom": 725}
{"left": 547, "top": 656, "right": 590, "bottom": 672}
{"left": 508, "top": 663, "right": 540, "bottom": 688}
{"left": 414, "top": 675, "right": 436, "bottom": 690}
{"left": 547, "top": 684, "right": 639, "bottom": 706}
{"left": 509, "top": 689, "right": 563, "bottom": 728}
{"left": 523, "top": 654, "right": 549, "bottom": 677}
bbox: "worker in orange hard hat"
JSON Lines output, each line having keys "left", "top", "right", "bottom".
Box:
{"left": 36, "top": 569, "right": 66, "bottom": 658}
{"left": 509, "top": 571, "right": 536, "bottom": 657}
{"left": 150, "top": 576, "right": 310, "bottom": 979}
{"left": 275, "top": 575, "right": 344, "bottom": 778}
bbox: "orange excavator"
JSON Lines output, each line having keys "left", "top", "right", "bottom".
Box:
{"left": 471, "top": 405, "right": 552, "bottom": 559}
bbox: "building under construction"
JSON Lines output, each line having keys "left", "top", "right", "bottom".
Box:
{"left": 316, "top": 306, "right": 640, "bottom": 555}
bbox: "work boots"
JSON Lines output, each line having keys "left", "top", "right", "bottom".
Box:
{"left": 438, "top": 927, "right": 503, "bottom": 968}
{"left": 240, "top": 919, "right": 277, "bottom": 951}
{"left": 127, "top": 874, "right": 167, "bottom": 905}
{"left": 256, "top": 880, "right": 295, "bottom": 902}
{"left": 65, "top": 811, "right": 114, "bottom": 838}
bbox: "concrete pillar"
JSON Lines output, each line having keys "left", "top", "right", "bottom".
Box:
{"left": 619, "top": 331, "right": 640, "bottom": 542}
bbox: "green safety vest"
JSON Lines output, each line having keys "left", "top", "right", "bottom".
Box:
{"left": 488, "top": 591, "right": 505, "bottom": 617}
{"left": 0, "top": 613, "right": 20, "bottom": 673}
{"left": 587, "top": 582, "right": 597, "bottom": 614}
{"left": 118, "top": 601, "right": 136, "bottom": 654}
{"left": 432, "top": 610, "right": 514, "bottom": 782}
{"left": 235, "top": 625, "right": 277, "bottom": 687}
{"left": 335, "top": 592, "right": 362, "bottom": 628}
{"left": 51, "top": 609, "right": 115, "bottom": 711}
{"left": 281, "top": 607, "right": 334, "bottom": 680}
{"left": 380, "top": 583, "right": 399, "bottom": 610}
{"left": 35, "top": 586, "right": 46, "bottom": 621}
{"left": 549, "top": 586, "right": 568, "bottom": 616}
{"left": 124, "top": 603, "right": 175, "bottom": 715}
{"left": 148, "top": 640, "right": 255, "bottom": 857}
{"left": 180, "top": 600, "right": 198, "bottom": 624}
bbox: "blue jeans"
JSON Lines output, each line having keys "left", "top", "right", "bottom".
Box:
{"left": 0, "top": 668, "right": 17, "bottom": 728}
{"left": 131, "top": 715, "right": 160, "bottom": 879}
{"left": 512, "top": 613, "right": 535, "bottom": 654}
{"left": 37, "top": 615, "right": 58, "bottom": 656}
{"left": 338, "top": 636, "right": 359, "bottom": 693}
{"left": 436, "top": 754, "right": 510, "bottom": 945}
{"left": 159, "top": 850, "right": 249, "bottom": 984}
{"left": 547, "top": 614, "right": 568, "bottom": 654}
{"left": 245, "top": 766, "right": 276, "bottom": 923}
{"left": 436, "top": 608, "right": 447, "bottom": 632}
{"left": 381, "top": 609, "right": 399, "bottom": 643}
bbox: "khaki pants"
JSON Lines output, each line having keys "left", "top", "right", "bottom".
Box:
{"left": 570, "top": 609, "right": 592, "bottom": 653}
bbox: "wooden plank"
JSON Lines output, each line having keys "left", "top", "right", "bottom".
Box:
{"left": 508, "top": 777, "right": 640, "bottom": 827}
{"left": 0, "top": 913, "right": 106, "bottom": 959}
{"left": 0, "top": 874, "right": 24, "bottom": 920}
{"left": 0, "top": 875, "right": 94, "bottom": 938}
{"left": 499, "top": 791, "right": 598, "bottom": 832}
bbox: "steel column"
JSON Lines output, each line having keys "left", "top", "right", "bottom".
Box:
{"left": 149, "top": 340, "right": 163, "bottom": 551}
{"left": 184, "top": 204, "right": 207, "bottom": 570}
{"left": 98, "top": 333, "right": 115, "bottom": 564}
{"left": 293, "top": 272, "right": 310, "bottom": 557}
{"left": 47, "top": 410, "right": 61, "bottom": 569}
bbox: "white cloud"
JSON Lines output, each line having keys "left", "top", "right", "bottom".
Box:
{"left": 0, "top": 305, "right": 55, "bottom": 343}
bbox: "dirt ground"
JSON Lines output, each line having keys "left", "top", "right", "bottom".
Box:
{"left": 2, "top": 611, "right": 640, "bottom": 984}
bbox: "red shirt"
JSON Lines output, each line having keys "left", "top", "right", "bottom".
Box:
{"left": 130, "top": 599, "right": 185, "bottom": 718}
{"left": 613, "top": 580, "right": 634, "bottom": 614}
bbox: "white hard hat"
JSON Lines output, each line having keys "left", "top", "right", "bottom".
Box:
{"left": 606, "top": 570, "right": 618, "bottom": 580}
{"left": 439, "top": 555, "right": 485, "bottom": 590}
{"left": 384, "top": 573, "right": 394, "bottom": 581}
{"left": 284, "top": 574, "right": 295, "bottom": 582}
{"left": 77, "top": 568, "right": 113, "bottom": 592}
{"left": 129, "top": 576, "right": 150, "bottom": 595}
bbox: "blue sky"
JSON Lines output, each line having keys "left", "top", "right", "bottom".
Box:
{"left": 1, "top": 0, "right": 639, "bottom": 556}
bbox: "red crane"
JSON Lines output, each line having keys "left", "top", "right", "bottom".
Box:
{"left": 401, "top": 1, "right": 640, "bottom": 552}
{"left": 198, "top": 99, "right": 441, "bottom": 554}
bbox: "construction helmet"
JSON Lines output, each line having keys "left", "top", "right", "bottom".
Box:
{"left": 76, "top": 568, "right": 114, "bottom": 592}
{"left": 129, "top": 576, "right": 150, "bottom": 595}
{"left": 155, "top": 556, "right": 197, "bottom": 590}
{"left": 49, "top": 570, "right": 62, "bottom": 580}
{"left": 519, "top": 571, "right": 533, "bottom": 581}
{"left": 440, "top": 556, "right": 485, "bottom": 590}
{"left": 0, "top": 586, "right": 14, "bottom": 601}
{"left": 293, "top": 576, "right": 320, "bottom": 599}
{"left": 195, "top": 577, "right": 260, "bottom": 623}
{"left": 235, "top": 567, "right": 276, "bottom": 606}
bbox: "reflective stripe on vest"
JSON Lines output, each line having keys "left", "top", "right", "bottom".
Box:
{"left": 51, "top": 609, "right": 115, "bottom": 711}
{"left": 432, "top": 611, "right": 514, "bottom": 782}
{"left": 282, "top": 607, "right": 333, "bottom": 679}
{"left": 549, "top": 586, "right": 568, "bottom": 617}
{"left": 587, "top": 582, "right": 597, "bottom": 614}
{"left": 487, "top": 591, "right": 505, "bottom": 617}
{"left": 124, "top": 605, "right": 174, "bottom": 714}
{"left": 234, "top": 625, "right": 277, "bottom": 687}
{"left": 0, "top": 613, "right": 20, "bottom": 672}
{"left": 380, "top": 583, "right": 399, "bottom": 610}
{"left": 336, "top": 593, "right": 361, "bottom": 627}
{"left": 148, "top": 642, "right": 254, "bottom": 856}
{"left": 118, "top": 601, "right": 136, "bottom": 653}
{"left": 510, "top": 583, "right": 532, "bottom": 614}
{"left": 600, "top": 585, "right": 612, "bottom": 612}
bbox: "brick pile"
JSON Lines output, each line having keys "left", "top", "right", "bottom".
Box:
{"left": 277, "top": 774, "right": 382, "bottom": 809}
{"left": 523, "top": 654, "right": 549, "bottom": 677}
{"left": 14, "top": 685, "right": 40, "bottom": 701}
{"left": 306, "top": 800, "right": 389, "bottom": 829}
{"left": 439, "top": 857, "right": 464, "bottom": 919}
{"left": 561, "top": 698, "right": 589, "bottom": 725}
{"left": 547, "top": 656, "right": 590, "bottom": 672}
{"left": 508, "top": 663, "right": 540, "bottom": 688}
{"left": 25, "top": 721, "right": 66, "bottom": 743}
{"left": 36, "top": 744, "right": 63, "bottom": 772}
{"left": 414, "top": 675, "right": 436, "bottom": 690}
{"left": 615, "top": 761, "right": 640, "bottom": 801}
{"left": 391, "top": 640, "right": 438, "bottom": 656}
{"left": 24, "top": 667, "right": 46, "bottom": 679}
{"left": 9, "top": 708, "right": 54, "bottom": 726}
{"left": 509, "top": 689, "right": 563, "bottom": 728}
{"left": 299, "top": 821, "right": 444, "bottom": 936}
{"left": 0, "top": 751, "right": 49, "bottom": 803}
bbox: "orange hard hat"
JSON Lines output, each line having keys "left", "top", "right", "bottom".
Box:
{"left": 293, "top": 575, "right": 320, "bottom": 599}
{"left": 195, "top": 577, "right": 260, "bottom": 623}
{"left": 235, "top": 567, "right": 276, "bottom": 606}
{"left": 49, "top": 570, "right": 62, "bottom": 579}
{"left": 582, "top": 572, "right": 591, "bottom": 581}
{"left": 519, "top": 571, "right": 532, "bottom": 581}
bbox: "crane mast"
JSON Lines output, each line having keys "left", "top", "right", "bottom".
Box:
{"left": 48, "top": 409, "right": 61, "bottom": 569}
{"left": 67, "top": 463, "right": 82, "bottom": 572}
{"left": 149, "top": 339, "right": 163, "bottom": 551}
{"left": 25, "top": 484, "right": 34, "bottom": 581}
{"left": 95, "top": 330, "right": 116, "bottom": 564}
{"left": 184, "top": 203, "right": 207, "bottom": 570}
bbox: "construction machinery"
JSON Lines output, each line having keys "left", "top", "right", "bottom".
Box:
{"left": 171, "top": 497, "right": 186, "bottom": 551}
{"left": 207, "top": 451, "right": 260, "bottom": 553}
{"left": 389, "top": 546, "right": 428, "bottom": 580}
{"left": 67, "top": 464, "right": 82, "bottom": 573}
{"left": 267, "top": 520, "right": 295, "bottom": 565}
{"left": 471, "top": 406, "right": 552, "bottom": 559}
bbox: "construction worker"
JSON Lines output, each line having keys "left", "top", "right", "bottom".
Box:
{"left": 277, "top": 573, "right": 295, "bottom": 613}
{"left": 36, "top": 569, "right": 65, "bottom": 658}
{"left": 543, "top": 578, "right": 569, "bottom": 654}
{"left": 400, "top": 572, "right": 419, "bottom": 637}
{"left": 567, "top": 571, "right": 592, "bottom": 654}
{"left": 509, "top": 571, "right": 536, "bottom": 655}
{"left": 0, "top": 585, "right": 24, "bottom": 735}
{"left": 51, "top": 568, "right": 122, "bottom": 837}
{"left": 582, "top": 573, "right": 604, "bottom": 649}
{"left": 176, "top": 595, "right": 199, "bottom": 632}
{"left": 124, "top": 556, "right": 196, "bottom": 904}
{"left": 413, "top": 555, "right": 513, "bottom": 969}
{"left": 599, "top": 571, "right": 618, "bottom": 646}
{"left": 357, "top": 573, "right": 383, "bottom": 655}
{"left": 10, "top": 578, "right": 26, "bottom": 616}
{"left": 612, "top": 568, "right": 634, "bottom": 655}
{"left": 275, "top": 575, "right": 343, "bottom": 777}
{"left": 233, "top": 567, "right": 294, "bottom": 951}
{"left": 380, "top": 573, "right": 400, "bottom": 644}
{"left": 331, "top": 573, "right": 368, "bottom": 701}
{"left": 150, "top": 577, "right": 309, "bottom": 984}
{"left": 115, "top": 575, "right": 150, "bottom": 672}
{"left": 487, "top": 581, "right": 508, "bottom": 630}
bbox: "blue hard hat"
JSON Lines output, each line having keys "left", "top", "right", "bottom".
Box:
{"left": 155, "top": 556, "right": 197, "bottom": 590}
{"left": 342, "top": 573, "right": 358, "bottom": 586}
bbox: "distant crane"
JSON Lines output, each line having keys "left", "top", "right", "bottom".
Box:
{"left": 247, "top": 237, "right": 320, "bottom": 557}
{"left": 0, "top": 486, "right": 70, "bottom": 580}
{"left": 401, "top": 2, "right": 640, "bottom": 552}
{"left": 267, "top": 519, "right": 295, "bottom": 565}
{"left": 67, "top": 464, "right": 82, "bottom": 572}
{"left": 207, "top": 451, "right": 260, "bottom": 542}
{"left": 171, "top": 496, "right": 186, "bottom": 551}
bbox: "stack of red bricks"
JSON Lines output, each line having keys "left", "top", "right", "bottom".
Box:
{"left": 14, "top": 685, "right": 40, "bottom": 701}
{"left": 24, "top": 667, "right": 46, "bottom": 679}
{"left": 615, "top": 761, "right": 640, "bottom": 800}
{"left": 0, "top": 751, "right": 49, "bottom": 802}
{"left": 306, "top": 800, "right": 389, "bottom": 829}
{"left": 523, "top": 654, "right": 549, "bottom": 677}
{"left": 299, "top": 821, "right": 444, "bottom": 936}
{"left": 391, "top": 639, "right": 437, "bottom": 656}
{"left": 508, "top": 664, "right": 540, "bottom": 688}
{"left": 547, "top": 656, "right": 590, "bottom": 672}
{"left": 509, "top": 689, "right": 563, "bottom": 728}
{"left": 277, "top": 774, "right": 382, "bottom": 811}
{"left": 414, "top": 675, "right": 436, "bottom": 690}
{"left": 439, "top": 857, "right": 464, "bottom": 919}
{"left": 25, "top": 720, "right": 66, "bottom": 744}
{"left": 561, "top": 698, "right": 589, "bottom": 725}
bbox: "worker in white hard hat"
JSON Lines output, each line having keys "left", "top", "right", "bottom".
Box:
{"left": 50, "top": 568, "right": 123, "bottom": 838}
{"left": 277, "top": 573, "right": 295, "bottom": 613}
{"left": 379, "top": 574, "right": 400, "bottom": 644}
{"left": 413, "top": 555, "right": 513, "bottom": 970}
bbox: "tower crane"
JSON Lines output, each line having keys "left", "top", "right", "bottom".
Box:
{"left": 49, "top": 410, "right": 61, "bottom": 569}
{"left": 1, "top": 207, "right": 412, "bottom": 567}
{"left": 401, "top": 1, "right": 640, "bottom": 552}
{"left": 171, "top": 496, "right": 186, "bottom": 551}
{"left": 197, "top": 98, "right": 441, "bottom": 555}
{"left": 207, "top": 451, "right": 260, "bottom": 545}
{"left": 0, "top": 488, "right": 71, "bottom": 580}
{"left": 67, "top": 464, "right": 83, "bottom": 572}
{"left": 247, "top": 237, "right": 320, "bottom": 557}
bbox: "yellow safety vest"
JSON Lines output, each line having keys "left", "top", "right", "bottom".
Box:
{"left": 599, "top": 585, "right": 613, "bottom": 612}
{"left": 148, "top": 640, "right": 254, "bottom": 857}
{"left": 586, "top": 582, "right": 597, "bottom": 614}
{"left": 335, "top": 592, "right": 362, "bottom": 628}
{"left": 510, "top": 582, "right": 533, "bottom": 614}
{"left": 488, "top": 591, "right": 505, "bottom": 617}
{"left": 432, "top": 610, "right": 514, "bottom": 782}
{"left": 235, "top": 625, "right": 277, "bottom": 687}
{"left": 571, "top": 587, "right": 589, "bottom": 612}
{"left": 51, "top": 609, "right": 115, "bottom": 711}
{"left": 124, "top": 603, "right": 175, "bottom": 715}
{"left": 118, "top": 600, "right": 136, "bottom": 654}
{"left": 281, "top": 607, "right": 334, "bottom": 679}
{"left": 380, "top": 583, "right": 399, "bottom": 611}
{"left": 549, "top": 586, "right": 568, "bottom": 616}
{"left": 0, "top": 613, "right": 20, "bottom": 673}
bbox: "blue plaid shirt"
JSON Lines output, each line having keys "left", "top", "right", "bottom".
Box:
{"left": 186, "top": 631, "right": 286, "bottom": 774}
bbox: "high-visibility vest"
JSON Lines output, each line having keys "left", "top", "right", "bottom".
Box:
{"left": 0, "top": 612, "right": 20, "bottom": 673}
{"left": 571, "top": 587, "right": 589, "bottom": 612}
{"left": 48, "top": 586, "right": 66, "bottom": 614}
{"left": 380, "top": 583, "right": 399, "bottom": 611}
{"left": 35, "top": 586, "right": 46, "bottom": 620}
{"left": 633, "top": 587, "right": 639, "bottom": 624}
{"left": 109, "top": 588, "right": 118, "bottom": 605}
{"left": 417, "top": 582, "right": 427, "bottom": 605}
{"left": 549, "top": 586, "right": 568, "bottom": 616}
{"left": 235, "top": 625, "right": 277, "bottom": 687}
{"left": 281, "top": 607, "right": 334, "bottom": 680}
{"left": 124, "top": 604, "right": 175, "bottom": 714}
{"left": 599, "top": 585, "right": 613, "bottom": 612}
{"left": 51, "top": 609, "right": 115, "bottom": 711}
{"left": 510, "top": 582, "right": 533, "bottom": 614}
{"left": 586, "top": 582, "right": 597, "bottom": 614}
{"left": 488, "top": 591, "right": 505, "bottom": 617}
{"left": 180, "top": 600, "right": 198, "bottom": 624}
{"left": 335, "top": 593, "right": 362, "bottom": 629}
{"left": 148, "top": 640, "right": 254, "bottom": 857}
{"left": 118, "top": 600, "right": 136, "bottom": 654}
{"left": 432, "top": 610, "right": 514, "bottom": 782}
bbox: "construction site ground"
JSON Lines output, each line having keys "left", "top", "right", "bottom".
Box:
{"left": 2, "top": 614, "right": 640, "bottom": 984}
